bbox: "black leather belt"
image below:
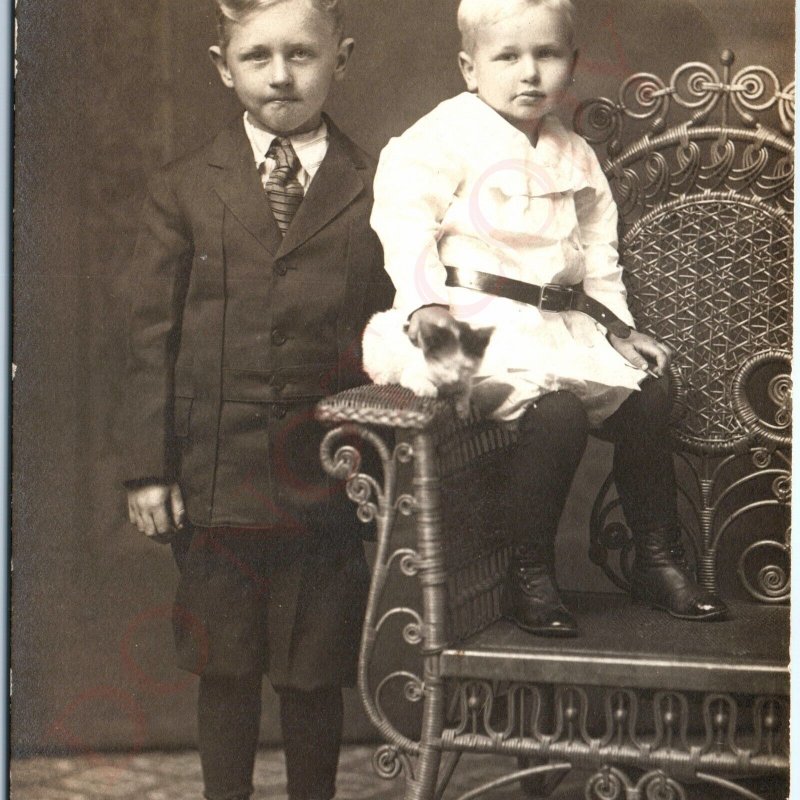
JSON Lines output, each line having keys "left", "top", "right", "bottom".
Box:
{"left": 444, "top": 266, "right": 632, "bottom": 339}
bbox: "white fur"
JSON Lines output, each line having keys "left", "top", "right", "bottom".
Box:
{"left": 362, "top": 310, "right": 439, "bottom": 396}
{"left": 362, "top": 309, "right": 491, "bottom": 418}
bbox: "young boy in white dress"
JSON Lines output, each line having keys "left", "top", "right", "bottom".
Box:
{"left": 370, "top": 0, "right": 726, "bottom": 635}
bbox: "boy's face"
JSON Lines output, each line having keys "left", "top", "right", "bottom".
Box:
{"left": 210, "top": 0, "right": 354, "bottom": 136}
{"left": 458, "top": 4, "right": 577, "bottom": 137}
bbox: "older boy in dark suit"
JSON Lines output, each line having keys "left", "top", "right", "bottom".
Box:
{"left": 123, "top": 1, "right": 391, "bottom": 798}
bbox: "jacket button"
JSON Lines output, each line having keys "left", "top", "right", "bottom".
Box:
{"left": 274, "top": 262, "right": 287, "bottom": 276}
{"left": 273, "top": 404, "right": 288, "bottom": 420}
{"left": 271, "top": 328, "right": 287, "bottom": 346}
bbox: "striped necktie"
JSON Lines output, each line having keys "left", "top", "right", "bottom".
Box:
{"left": 264, "top": 137, "right": 304, "bottom": 235}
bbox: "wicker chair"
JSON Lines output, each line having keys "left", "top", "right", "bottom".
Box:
{"left": 317, "top": 52, "right": 792, "bottom": 800}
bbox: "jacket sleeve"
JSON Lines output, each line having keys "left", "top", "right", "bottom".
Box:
{"left": 574, "top": 143, "right": 635, "bottom": 330}
{"left": 121, "top": 166, "right": 194, "bottom": 483}
{"left": 370, "top": 121, "right": 464, "bottom": 318}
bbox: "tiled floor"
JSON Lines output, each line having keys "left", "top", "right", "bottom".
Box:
{"left": 10, "top": 748, "right": 586, "bottom": 799}
{"left": 10, "top": 747, "right": 789, "bottom": 799}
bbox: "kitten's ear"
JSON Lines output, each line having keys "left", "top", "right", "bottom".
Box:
{"left": 404, "top": 319, "right": 420, "bottom": 348}
{"left": 459, "top": 325, "right": 494, "bottom": 358}
{"left": 418, "top": 320, "right": 456, "bottom": 355}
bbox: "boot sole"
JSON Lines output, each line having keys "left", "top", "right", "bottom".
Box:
{"left": 502, "top": 612, "right": 579, "bottom": 637}
{"left": 631, "top": 595, "right": 728, "bottom": 621}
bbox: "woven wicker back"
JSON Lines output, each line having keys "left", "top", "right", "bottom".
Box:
{"left": 623, "top": 190, "right": 791, "bottom": 453}
{"left": 575, "top": 55, "right": 793, "bottom": 456}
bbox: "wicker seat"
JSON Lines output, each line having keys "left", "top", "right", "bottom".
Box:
{"left": 317, "top": 53, "right": 791, "bottom": 800}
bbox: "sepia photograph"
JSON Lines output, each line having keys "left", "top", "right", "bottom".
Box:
{"left": 11, "top": 1, "right": 793, "bottom": 798}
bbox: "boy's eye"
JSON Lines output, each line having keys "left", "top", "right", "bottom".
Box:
{"left": 290, "top": 48, "right": 314, "bottom": 60}
{"left": 537, "top": 47, "right": 565, "bottom": 59}
{"left": 496, "top": 52, "right": 518, "bottom": 62}
{"left": 241, "top": 49, "right": 270, "bottom": 62}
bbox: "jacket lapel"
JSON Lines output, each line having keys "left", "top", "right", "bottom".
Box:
{"left": 277, "top": 118, "right": 366, "bottom": 258}
{"left": 208, "top": 121, "right": 283, "bottom": 255}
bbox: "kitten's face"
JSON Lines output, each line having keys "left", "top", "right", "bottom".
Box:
{"left": 417, "top": 320, "right": 493, "bottom": 395}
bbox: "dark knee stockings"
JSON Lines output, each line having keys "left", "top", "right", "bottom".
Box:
{"left": 602, "top": 375, "right": 677, "bottom": 533}
{"left": 280, "top": 686, "right": 343, "bottom": 800}
{"left": 199, "top": 674, "right": 261, "bottom": 800}
{"left": 508, "top": 391, "right": 589, "bottom": 560}
{"left": 508, "top": 378, "right": 677, "bottom": 557}
{"left": 198, "top": 674, "right": 343, "bottom": 800}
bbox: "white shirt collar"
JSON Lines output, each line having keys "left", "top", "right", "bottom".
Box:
{"left": 242, "top": 112, "right": 329, "bottom": 182}
{"left": 447, "top": 92, "right": 594, "bottom": 194}
{"left": 457, "top": 92, "right": 569, "bottom": 167}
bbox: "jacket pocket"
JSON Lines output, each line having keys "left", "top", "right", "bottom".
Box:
{"left": 173, "top": 396, "right": 194, "bottom": 438}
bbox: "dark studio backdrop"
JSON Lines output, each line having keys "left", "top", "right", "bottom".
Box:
{"left": 13, "top": 0, "right": 794, "bottom": 753}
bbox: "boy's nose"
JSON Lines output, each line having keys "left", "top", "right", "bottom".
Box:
{"left": 521, "top": 56, "right": 541, "bottom": 83}
{"left": 268, "top": 58, "right": 292, "bottom": 86}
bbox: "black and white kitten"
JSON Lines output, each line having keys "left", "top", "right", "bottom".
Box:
{"left": 362, "top": 309, "right": 494, "bottom": 418}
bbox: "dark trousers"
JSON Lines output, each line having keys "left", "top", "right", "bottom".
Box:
{"left": 507, "top": 377, "right": 676, "bottom": 553}
{"left": 198, "top": 675, "right": 343, "bottom": 800}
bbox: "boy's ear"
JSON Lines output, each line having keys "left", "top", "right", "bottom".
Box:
{"left": 209, "top": 45, "right": 235, "bottom": 89}
{"left": 458, "top": 51, "right": 478, "bottom": 93}
{"left": 333, "top": 37, "right": 355, "bottom": 82}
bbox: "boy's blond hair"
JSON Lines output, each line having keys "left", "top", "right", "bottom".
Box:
{"left": 457, "top": 0, "right": 576, "bottom": 53}
{"left": 214, "top": 0, "right": 345, "bottom": 47}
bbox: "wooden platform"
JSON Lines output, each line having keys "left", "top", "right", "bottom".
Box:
{"left": 440, "top": 593, "right": 789, "bottom": 695}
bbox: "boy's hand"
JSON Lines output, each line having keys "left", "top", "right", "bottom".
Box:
{"left": 608, "top": 330, "right": 673, "bottom": 377}
{"left": 127, "top": 482, "right": 186, "bottom": 543}
{"left": 405, "top": 305, "right": 455, "bottom": 345}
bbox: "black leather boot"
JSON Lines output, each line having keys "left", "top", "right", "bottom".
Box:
{"left": 501, "top": 545, "right": 578, "bottom": 637}
{"left": 630, "top": 527, "right": 727, "bottom": 620}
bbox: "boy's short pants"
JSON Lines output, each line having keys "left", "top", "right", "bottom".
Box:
{"left": 170, "top": 523, "right": 369, "bottom": 690}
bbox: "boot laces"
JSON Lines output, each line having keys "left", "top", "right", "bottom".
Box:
{"left": 638, "top": 528, "right": 691, "bottom": 569}
{"left": 514, "top": 564, "right": 559, "bottom": 603}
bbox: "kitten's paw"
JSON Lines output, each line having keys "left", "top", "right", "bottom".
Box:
{"left": 401, "top": 373, "right": 439, "bottom": 398}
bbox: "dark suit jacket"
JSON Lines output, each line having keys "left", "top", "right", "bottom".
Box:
{"left": 122, "top": 117, "right": 392, "bottom": 688}
{"left": 123, "top": 116, "right": 392, "bottom": 529}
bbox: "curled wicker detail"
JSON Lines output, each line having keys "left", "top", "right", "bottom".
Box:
{"left": 737, "top": 539, "right": 790, "bottom": 603}
{"left": 372, "top": 745, "right": 404, "bottom": 780}
{"left": 585, "top": 767, "right": 628, "bottom": 800}
{"left": 574, "top": 51, "right": 795, "bottom": 149}
{"left": 731, "top": 350, "right": 792, "bottom": 449}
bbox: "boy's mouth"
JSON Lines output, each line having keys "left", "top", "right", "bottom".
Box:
{"left": 517, "top": 91, "right": 546, "bottom": 100}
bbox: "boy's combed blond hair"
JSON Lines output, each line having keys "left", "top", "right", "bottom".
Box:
{"left": 214, "top": 0, "right": 345, "bottom": 47}
{"left": 457, "top": 0, "right": 576, "bottom": 53}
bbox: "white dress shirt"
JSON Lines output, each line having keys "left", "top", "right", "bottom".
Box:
{"left": 243, "top": 112, "right": 328, "bottom": 192}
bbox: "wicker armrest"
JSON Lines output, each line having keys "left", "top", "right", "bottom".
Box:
{"left": 318, "top": 383, "right": 519, "bottom": 646}
{"left": 316, "top": 383, "right": 449, "bottom": 429}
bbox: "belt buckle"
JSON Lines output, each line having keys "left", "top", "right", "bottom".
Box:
{"left": 538, "top": 283, "right": 573, "bottom": 313}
